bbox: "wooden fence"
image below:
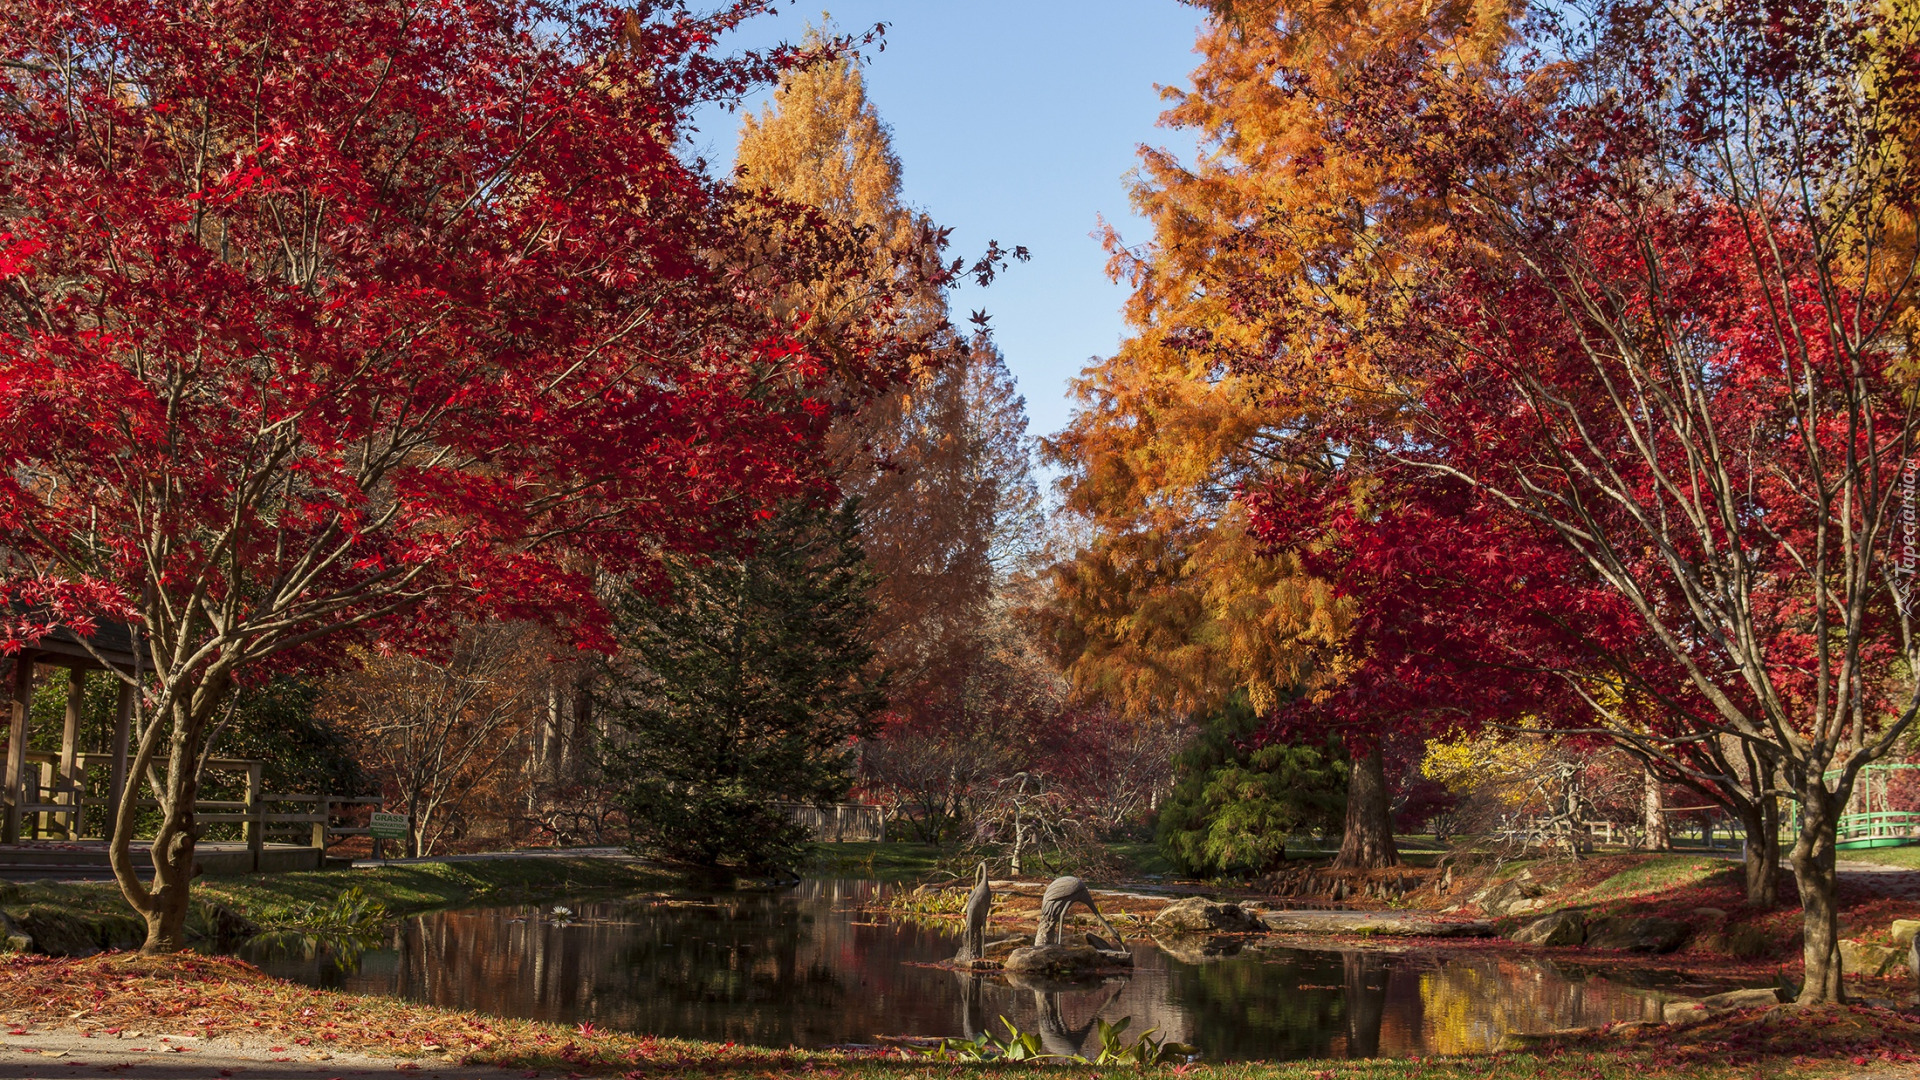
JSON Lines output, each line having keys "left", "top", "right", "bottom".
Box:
{"left": 780, "top": 802, "right": 885, "bottom": 843}
{"left": 14, "top": 748, "right": 383, "bottom": 868}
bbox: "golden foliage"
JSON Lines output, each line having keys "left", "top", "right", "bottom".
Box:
{"left": 734, "top": 31, "right": 1042, "bottom": 723}
{"left": 1042, "top": 0, "right": 1519, "bottom": 719}
{"left": 1420, "top": 732, "right": 1551, "bottom": 809}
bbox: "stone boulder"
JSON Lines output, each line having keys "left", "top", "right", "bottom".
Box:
{"left": 1153, "top": 896, "right": 1265, "bottom": 934}
{"left": 1839, "top": 938, "right": 1900, "bottom": 978}
{"left": 1002, "top": 944, "right": 1132, "bottom": 978}
{"left": 982, "top": 935, "right": 1026, "bottom": 959}
{"left": 1511, "top": 910, "right": 1585, "bottom": 947}
{"left": 0, "top": 911, "right": 31, "bottom": 954}
{"left": 1892, "top": 920, "right": 1920, "bottom": 948}
{"left": 1464, "top": 875, "right": 1549, "bottom": 917}
{"left": 1664, "top": 987, "right": 1784, "bottom": 1026}
{"left": 1583, "top": 916, "right": 1691, "bottom": 954}
{"left": 1151, "top": 934, "right": 1244, "bottom": 964}
{"left": 1698, "top": 987, "right": 1787, "bottom": 1011}
{"left": 1662, "top": 1001, "right": 1709, "bottom": 1026}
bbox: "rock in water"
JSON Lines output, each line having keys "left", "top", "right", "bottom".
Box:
{"left": 1002, "top": 944, "right": 1131, "bottom": 977}
{"left": 1152, "top": 896, "right": 1265, "bottom": 934}
{"left": 1152, "top": 934, "right": 1244, "bottom": 964}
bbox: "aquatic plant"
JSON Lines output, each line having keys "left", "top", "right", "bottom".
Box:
{"left": 244, "top": 887, "right": 390, "bottom": 966}
{"left": 925, "top": 1015, "right": 1195, "bottom": 1066}
{"left": 1092, "top": 1017, "right": 1196, "bottom": 1066}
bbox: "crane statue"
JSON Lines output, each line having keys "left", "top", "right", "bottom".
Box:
{"left": 953, "top": 862, "right": 993, "bottom": 964}
{"left": 1033, "top": 875, "right": 1127, "bottom": 950}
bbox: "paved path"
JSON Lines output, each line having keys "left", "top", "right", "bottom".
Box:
{"left": 1839, "top": 861, "right": 1920, "bottom": 900}
{"left": 0, "top": 1029, "right": 519, "bottom": 1080}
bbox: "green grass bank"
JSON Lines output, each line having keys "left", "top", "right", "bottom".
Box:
{"left": 0, "top": 854, "right": 679, "bottom": 955}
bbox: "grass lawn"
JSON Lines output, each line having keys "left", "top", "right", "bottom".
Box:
{"left": 0, "top": 855, "right": 681, "bottom": 955}
{"left": 806, "top": 841, "right": 947, "bottom": 882}
{"left": 1565, "top": 854, "right": 1731, "bottom": 904}
{"left": 0, "top": 952, "right": 1915, "bottom": 1079}
{"left": 1106, "top": 841, "right": 1177, "bottom": 876}
{"left": 1839, "top": 845, "right": 1920, "bottom": 869}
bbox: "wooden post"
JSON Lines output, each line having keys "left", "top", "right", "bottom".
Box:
{"left": 245, "top": 762, "right": 264, "bottom": 872}
{"left": 3, "top": 654, "right": 32, "bottom": 845}
{"left": 312, "top": 793, "right": 330, "bottom": 851}
{"left": 108, "top": 680, "right": 134, "bottom": 823}
{"left": 34, "top": 759, "right": 53, "bottom": 837}
{"left": 58, "top": 667, "right": 83, "bottom": 839}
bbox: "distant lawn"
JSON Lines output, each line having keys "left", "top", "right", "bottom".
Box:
{"left": 2, "top": 855, "right": 679, "bottom": 935}
{"left": 805, "top": 840, "right": 944, "bottom": 882}
{"left": 1571, "top": 854, "right": 1730, "bottom": 905}
{"left": 1837, "top": 844, "right": 1920, "bottom": 869}
{"left": 1106, "top": 840, "right": 1176, "bottom": 876}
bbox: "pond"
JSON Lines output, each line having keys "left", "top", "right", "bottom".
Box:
{"left": 250, "top": 880, "right": 1699, "bottom": 1061}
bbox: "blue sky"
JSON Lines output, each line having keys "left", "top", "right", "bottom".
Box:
{"left": 689, "top": 2, "right": 1209, "bottom": 450}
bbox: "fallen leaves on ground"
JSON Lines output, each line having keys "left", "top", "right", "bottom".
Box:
{"left": 4, "top": 954, "right": 1920, "bottom": 1080}
{"left": 0, "top": 953, "right": 885, "bottom": 1073}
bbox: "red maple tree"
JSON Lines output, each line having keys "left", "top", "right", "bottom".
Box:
{"left": 1230, "top": 0, "right": 1919, "bottom": 1001}
{"left": 0, "top": 0, "right": 919, "bottom": 949}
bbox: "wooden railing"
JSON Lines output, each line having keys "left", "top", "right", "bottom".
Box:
{"left": 779, "top": 802, "right": 885, "bottom": 843}
{"left": 12, "top": 749, "right": 382, "bottom": 868}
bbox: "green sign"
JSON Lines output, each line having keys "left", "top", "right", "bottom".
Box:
{"left": 369, "top": 812, "right": 410, "bottom": 840}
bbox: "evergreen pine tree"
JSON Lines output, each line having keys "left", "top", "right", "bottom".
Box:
{"left": 1156, "top": 695, "right": 1346, "bottom": 877}
{"left": 604, "top": 500, "right": 887, "bottom": 874}
{"left": 736, "top": 30, "right": 1042, "bottom": 730}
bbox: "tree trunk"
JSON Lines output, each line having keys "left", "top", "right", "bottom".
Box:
{"left": 1642, "top": 770, "right": 1670, "bottom": 851}
{"left": 112, "top": 779, "right": 199, "bottom": 954}
{"left": 1333, "top": 744, "right": 1399, "bottom": 869}
{"left": 1736, "top": 795, "right": 1780, "bottom": 909}
{"left": 1789, "top": 783, "right": 1845, "bottom": 1004}
{"left": 567, "top": 678, "right": 593, "bottom": 781}
{"left": 540, "top": 688, "right": 562, "bottom": 783}
{"left": 140, "top": 864, "right": 194, "bottom": 954}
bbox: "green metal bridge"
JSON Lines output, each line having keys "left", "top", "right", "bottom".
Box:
{"left": 1834, "top": 763, "right": 1920, "bottom": 850}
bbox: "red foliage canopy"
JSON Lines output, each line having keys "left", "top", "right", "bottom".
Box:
{"left": 0, "top": 0, "right": 905, "bottom": 678}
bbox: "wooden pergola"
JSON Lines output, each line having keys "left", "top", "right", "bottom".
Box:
{"left": 2, "top": 623, "right": 139, "bottom": 845}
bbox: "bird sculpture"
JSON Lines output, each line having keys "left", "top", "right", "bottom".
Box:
{"left": 954, "top": 861, "right": 993, "bottom": 964}
{"left": 1033, "top": 875, "right": 1127, "bottom": 950}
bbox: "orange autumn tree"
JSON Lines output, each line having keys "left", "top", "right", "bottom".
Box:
{"left": 1043, "top": 0, "right": 1521, "bottom": 867}
{"left": 736, "top": 32, "right": 1040, "bottom": 729}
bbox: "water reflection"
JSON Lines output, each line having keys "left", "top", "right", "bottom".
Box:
{"left": 250, "top": 880, "right": 1673, "bottom": 1061}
